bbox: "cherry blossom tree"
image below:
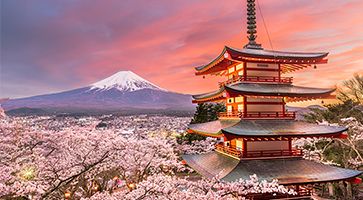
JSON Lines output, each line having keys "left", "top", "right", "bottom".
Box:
{"left": 1, "top": 117, "right": 292, "bottom": 200}
{"left": 0, "top": 104, "right": 7, "bottom": 120}
{"left": 83, "top": 174, "right": 296, "bottom": 200}
{"left": 0, "top": 119, "right": 183, "bottom": 199}
{"left": 177, "top": 137, "right": 217, "bottom": 155}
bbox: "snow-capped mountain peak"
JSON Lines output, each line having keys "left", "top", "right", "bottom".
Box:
{"left": 90, "top": 71, "right": 166, "bottom": 92}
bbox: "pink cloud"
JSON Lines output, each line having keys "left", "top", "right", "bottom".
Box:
{"left": 2, "top": 0, "right": 363, "bottom": 98}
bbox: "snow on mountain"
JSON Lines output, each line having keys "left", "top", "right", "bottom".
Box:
{"left": 89, "top": 71, "right": 166, "bottom": 92}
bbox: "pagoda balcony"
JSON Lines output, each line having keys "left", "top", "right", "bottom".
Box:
{"left": 215, "top": 143, "right": 303, "bottom": 159}
{"left": 219, "top": 75, "right": 293, "bottom": 87}
{"left": 218, "top": 111, "right": 296, "bottom": 119}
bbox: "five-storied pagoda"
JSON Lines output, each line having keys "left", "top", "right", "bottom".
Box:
{"left": 183, "top": 0, "right": 362, "bottom": 199}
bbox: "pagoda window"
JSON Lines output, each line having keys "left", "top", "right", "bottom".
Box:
{"left": 235, "top": 97, "right": 244, "bottom": 103}
{"left": 228, "top": 67, "right": 235, "bottom": 74}
{"left": 227, "top": 98, "right": 234, "bottom": 103}
{"left": 238, "top": 104, "right": 243, "bottom": 112}
{"left": 236, "top": 63, "right": 243, "bottom": 71}
{"left": 227, "top": 105, "right": 233, "bottom": 113}
{"left": 235, "top": 139, "right": 243, "bottom": 151}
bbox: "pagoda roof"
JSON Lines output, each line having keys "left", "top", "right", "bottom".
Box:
{"left": 195, "top": 46, "right": 328, "bottom": 75}
{"left": 182, "top": 152, "right": 362, "bottom": 185}
{"left": 226, "top": 83, "right": 335, "bottom": 98}
{"left": 188, "top": 119, "right": 347, "bottom": 138}
{"left": 192, "top": 87, "right": 225, "bottom": 102}
{"left": 222, "top": 119, "right": 347, "bottom": 137}
{"left": 188, "top": 119, "right": 240, "bottom": 137}
{"left": 227, "top": 46, "right": 328, "bottom": 60}
{"left": 192, "top": 83, "right": 334, "bottom": 102}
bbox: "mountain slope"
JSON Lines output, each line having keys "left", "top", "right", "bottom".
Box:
{"left": 3, "top": 71, "right": 194, "bottom": 113}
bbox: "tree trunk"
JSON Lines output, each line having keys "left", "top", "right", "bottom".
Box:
{"left": 346, "top": 181, "right": 353, "bottom": 200}
{"left": 328, "top": 183, "right": 334, "bottom": 197}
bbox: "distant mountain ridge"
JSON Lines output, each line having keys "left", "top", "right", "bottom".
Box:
{"left": 3, "top": 71, "right": 194, "bottom": 113}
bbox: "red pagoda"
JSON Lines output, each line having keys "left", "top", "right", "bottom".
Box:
{"left": 183, "top": 0, "right": 362, "bottom": 199}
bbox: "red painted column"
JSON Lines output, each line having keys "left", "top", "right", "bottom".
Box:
{"left": 243, "top": 62, "right": 247, "bottom": 81}
{"left": 243, "top": 139, "right": 247, "bottom": 158}
{"left": 278, "top": 63, "right": 281, "bottom": 82}
{"left": 243, "top": 96, "right": 247, "bottom": 118}
{"left": 282, "top": 97, "right": 286, "bottom": 116}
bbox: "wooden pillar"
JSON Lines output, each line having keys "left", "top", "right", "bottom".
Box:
{"left": 243, "top": 96, "right": 247, "bottom": 118}
{"left": 243, "top": 62, "right": 247, "bottom": 80}
{"left": 282, "top": 97, "right": 286, "bottom": 116}
{"left": 243, "top": 139, "right": 247, "bottom": 158}
{"left": 223, "top": 135, "right": 227, "bottom": 143}
{"left": 278, "top": 63, "right": 281, "bottom": 82}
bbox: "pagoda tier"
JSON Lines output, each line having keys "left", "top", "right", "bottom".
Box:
{"left": 183, "top": 152, "right": 362, "bottom": 185}
{"left": 192, "top": 83, "right": 335, "bottom": 104}
{"left": 226, "top": 83, "right": 334, "bottom": 98}
{"left": 188, "top": 119, "right": 347, "bottom": 138}
{"left": 188, "top": 119, "right": 348, "bottom": 160}
{"left": 195, "top": 46, "right": 328, "bottom": 76}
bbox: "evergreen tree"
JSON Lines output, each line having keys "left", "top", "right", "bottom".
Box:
{"left": 177, "top": 103, "right": 226, "bottom": 144}
{"left": 190, "top": 103, "right": 226, "bottom": 124}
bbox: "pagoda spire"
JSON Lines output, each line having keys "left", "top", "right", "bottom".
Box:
{"left": 244, "top": 0, "right": 262, "bottom": 49}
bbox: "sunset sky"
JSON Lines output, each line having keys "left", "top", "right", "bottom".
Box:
{"left": 1, "top": 0, "right": 363, "bottom": 98}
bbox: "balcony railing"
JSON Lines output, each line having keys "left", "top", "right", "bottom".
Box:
{"left": 218, "top": 111, "right": 241, "bottom": 118}
{"left": 245, "top": 149, "right": 303, "bottom": 158}
{"left": 219, "top": 75, "right": 293, "bottom": 86}
{"left": 215, "top": 143, "right": 303, "bottom": 159}
{"left": 218, "top": 111, "right": 296, "bottom": 119}
{"left": 215, "top": 143, "right": 243, "bottom": 158}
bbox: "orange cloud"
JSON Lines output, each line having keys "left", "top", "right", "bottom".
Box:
{"left": 2, "top": 0, "right": 363, "bottom": 98}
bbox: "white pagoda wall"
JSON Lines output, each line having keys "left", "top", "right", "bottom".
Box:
{"left": 246, "top": 97, "right": 283, "bottom": 112}
{"left": 247, "top": 141, "right": 289, "bottom": 151}
{"left": 247, "top": 105, "right": 282, "bottom": 112}
{"left": 246, "top": 62, "right": 279, "bottom": 77}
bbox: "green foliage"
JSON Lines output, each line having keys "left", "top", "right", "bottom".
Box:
{"left": 304, "top": 100, "right": 363, "bottom": 124}
{"left": 177, "top": 103, "right": 225, "bottom": 144}
{"left": 190, "top": 103, "right": 226, "bottom": 124}
{"left": 176, "top": 133, "right": 206, "bottom": 145}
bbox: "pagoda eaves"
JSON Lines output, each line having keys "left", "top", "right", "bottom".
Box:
{"left": 183, "top": 152, "right": 362, "bottom": 185}
{"left": 188, "top": 119, "right": 347, "bottom": 138}
{"left": 192, "top": 83, "right": 335, "bottom": 104}
{"left": 195, "top": 46, "right": 328, "bottom": 76}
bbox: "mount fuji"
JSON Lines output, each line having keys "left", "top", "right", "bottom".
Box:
{"left": 3, "top": 71, "right": 194, "bottom": 114}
